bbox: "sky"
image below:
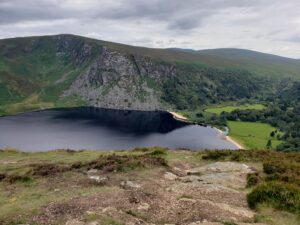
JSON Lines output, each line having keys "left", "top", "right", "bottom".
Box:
{"left": 1, "top": 0, "right": 300, "bottom": 58}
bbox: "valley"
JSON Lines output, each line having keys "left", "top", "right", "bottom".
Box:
{"left": 1, "top": 0, "right": 300, "bottom": 224}
{"left": 0, "top": 34, "right": 300, "bottom": 225}
{"left": 0, "top": 34, "right": 300, "bottom": 150}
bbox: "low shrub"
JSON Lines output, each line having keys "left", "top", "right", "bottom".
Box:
{"left": 202, "top": 150, "right": 300, "bottom": 163}
{"left": 71, "top": 161, "right": 84, "bottom": 169}
{"left": 29, "top": 163, "right": 71, "bottom": 176}
{"left": 263, "top": 161, "right": 300, "bottom": 186}
{"left": 132, "top": 147, "right": 168, "bottom": 155}
{"left": 247, "top": 172, "right": 261, "bottom": 187}
{"left": 223, "top": 222, "right": 237, "bottom": 225}
{"left": 263, "top": 161, "right": 287, "bottom": 174}
{"left": 147, "top": 148, "right": 167, "bottom": 156}
{"left": 202, "top": 150, "right": 231, "bottom": 160}
{"left": 131, "top": 147, "right": 151, "bottom": 152}
{"left": 4, "top": 174, "right": 32, "bottom": 184}
{"left": 247, "top": 181, "right": 300, "bottom": 214}
{"left": 82, "top": 154, "right": 168, "bottom": 172}
{"left": 0, "top": 173, "right": 6, "bottom": 181}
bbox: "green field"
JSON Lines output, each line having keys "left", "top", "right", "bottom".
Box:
{"left": 228, "top": 121, "right": 282, "bottom": 149}
{"left": 205, "top": 104, "right": 265, "bottom": 115}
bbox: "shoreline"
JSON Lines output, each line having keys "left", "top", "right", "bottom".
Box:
{"left": 214, "top": 127, "right": 245, "bottom": 149}
{"left": 169, "top": 111, "right": 244, "bottom": 149}
{"left": 168, "top": 111, "right": 189, "bottom": 122}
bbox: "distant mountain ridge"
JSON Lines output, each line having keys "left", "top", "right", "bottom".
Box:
{"left": 0, "top": 34, "right": 299, "bottom": 114}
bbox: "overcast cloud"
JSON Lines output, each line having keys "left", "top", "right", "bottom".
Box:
{"left": 0, "top": 0, "right": 300, "bottom": 58}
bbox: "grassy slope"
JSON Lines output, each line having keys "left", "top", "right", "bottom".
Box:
{"left": 0, "top": 35, "right": 98, "bottom": 115}
{"left": 105, "top": 43, "right": 300, "bottom": 79}
{"left": 205, "top": 104, "right": 265, "bottom": 115}
{"left": 196, "top": 48, "right": 300, "bottom": 79}
{"left": 0, "top": 34, "right": 300, "bottom": 116}
{"left": 0, "top": 93, "right": 54, "bottom": 115}
{"left": 228, "top": 121, "right": 282, "bottom": 149}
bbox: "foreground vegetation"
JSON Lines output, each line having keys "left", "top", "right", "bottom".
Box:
{"left": 202, "top": 150, "right": 300, "bottom": 216}
{"left": 0, "top": 148, "right": 299, "bottom": 225}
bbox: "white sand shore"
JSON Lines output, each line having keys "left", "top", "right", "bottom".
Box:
{"left": 168, "top": 111, "right": 189, "bottom": 122}
{"left": 226, "top": 136, "right": 244, "bottom": 149}
{"left": 168, "top": 111, "right": 244, "bottom": 149}
{"left": 214, "top": 127, "right": 244, "bottom": 149}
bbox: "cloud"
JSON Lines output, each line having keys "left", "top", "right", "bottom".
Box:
{"left": 0, "top": 0, "right": 299, "bottom": 58}
{"left": 285, "top": 34, "right": 300, "bottom": 43}
{"left": 0, "top": 0, "right": 270, "bottom": 29}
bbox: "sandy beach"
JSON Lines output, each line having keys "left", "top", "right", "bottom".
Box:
{"left": 214, "top": 127, "right": 244, "bottom": 149}
{"left": 168, "top": 111, "right": 244, "bottom": 149}
{"left": 168, "top": 111, "right": 189, "bottom": 122}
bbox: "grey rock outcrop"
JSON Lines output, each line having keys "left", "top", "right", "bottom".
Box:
{"left": 63, "top": 47, "right": 176, "bottom": 111}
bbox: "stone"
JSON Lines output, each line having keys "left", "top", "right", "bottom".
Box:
{"left": 87, "top": 169, "right": 99, "bottom": 175}
{"left": 138, "top": 202, "right": 150, "bottom": 211}
{"left": 183, "top": 162, "right": 256, "bottom": 189}
{"left": 65, "top": 219, "right": 85, "bottom": 225}
{"left": 198, "top": 200, "right": 255, "bottom": 219}
{"left": 187, "top": 222, "right": 222, "bottom": 225}
{"left": 102, "top": 206, "right": 118, "bottom": 213}
{"left": 88, "top": 175, "right": 108, "bottom": 184}
{"left": 120, "top": 180, "right": 141, "bottom": 189}
{"left": 62, "top": 47, "right": 175, "bottom": 111}
{"left": 186, "top": 162, "right": 254, "bottom": 175}
{"left": 86, "top": 222, "right": 99, "bottom": 225}
{"left": 178, "top": 197, "right": 196, "bottom": 203}
{"left": 164, "top": 172, "right": 178, "bottom": 180}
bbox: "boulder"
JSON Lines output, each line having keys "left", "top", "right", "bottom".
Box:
{"left": 164, "top": 172, "right": 178, "bottom": 180}
{"left": 120, "top": 180, "right": 141, "bottom": 189}
{"left": 138, "top": 202, "right": 150, "bottom": 211}
{"left": 65, "top": 219, "right": 85, "bottom": 225}
{"left": 186, "top": 162, "right": 254, "bottom": 175}
{"left": 88, "top": 175, "right": 108, "bottom": 184}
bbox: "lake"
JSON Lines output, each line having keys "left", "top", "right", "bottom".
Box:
{"left": 0, "top": 107, "right": 237, "bottom": 151}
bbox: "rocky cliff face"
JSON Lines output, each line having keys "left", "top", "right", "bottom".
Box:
{"left": 63, "top": 46, "right": 176, "bottom": 110}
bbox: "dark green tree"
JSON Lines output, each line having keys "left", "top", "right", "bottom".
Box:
{"left": 266, "top": 139, "right": 272, "bottom": 149}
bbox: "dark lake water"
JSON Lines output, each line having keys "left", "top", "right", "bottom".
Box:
{"left": 0, "top": 108, "right": 237, "bottom": 152}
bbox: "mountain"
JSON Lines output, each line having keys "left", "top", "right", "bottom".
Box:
{"left": 0, "top": 34, "right": 299, "bottom": 115}
{"left": 196, "top": 48, "right": 300, "bottom": 77}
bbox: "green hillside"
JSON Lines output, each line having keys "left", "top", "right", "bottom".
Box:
{"left": 0, "top": 34, "right": 300, "bottom": 150}
{"left": 0, "top": 34, "right": 300, "bottom": 116}
{"left": 196, "top": 48, "right": 300, "bottom": 78}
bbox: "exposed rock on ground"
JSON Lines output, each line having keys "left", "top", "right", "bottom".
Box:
{"left": 34, "top": 161, "right": 266, "bottom": 225}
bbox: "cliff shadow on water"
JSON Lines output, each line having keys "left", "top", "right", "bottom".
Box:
{"left": 0, "top": 107, "right": 237, "bottom": 151}
{"left": 50, "top": 107, "right": 188, "bottom": 135}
